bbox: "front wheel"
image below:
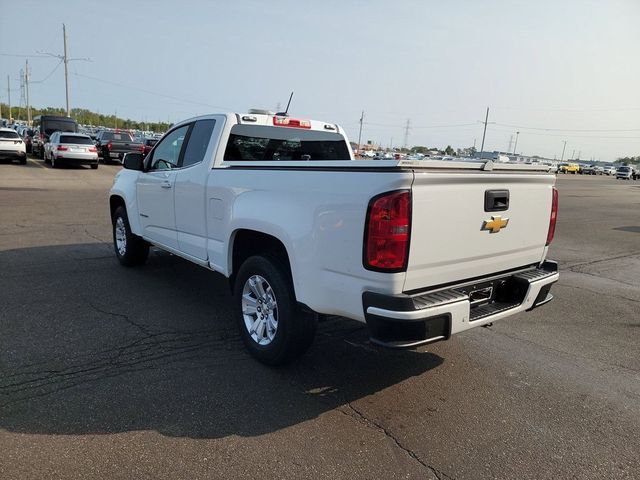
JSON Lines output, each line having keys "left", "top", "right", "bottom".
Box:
{"left": 234, "top": 255, "right": 317, "bottom": 365}
{"left": 112, "top": 206, "right": 149, "bottom": 266}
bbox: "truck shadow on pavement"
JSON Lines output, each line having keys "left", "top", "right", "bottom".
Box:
{"left": 0, "top": 243, "right": 443, "bottom": 439}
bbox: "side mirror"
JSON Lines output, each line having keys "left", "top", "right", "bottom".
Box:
{"left": 123, "top": 152, "right": 145, "bottom": 171}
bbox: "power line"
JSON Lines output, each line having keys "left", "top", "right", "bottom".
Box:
{"left": 493, "top": 122, "right": 640, "bottom": 133}
{"left": 0, "top": 53, "right": 55, "bottom": 58}
{"left": 486, "top": 126, "right": 640, "bottom": 140}
{"left": 31, "top": 60, "right": 63, "bottom": 84}
{"left": 72, "top": 71, "right": 234, "bottom": 110}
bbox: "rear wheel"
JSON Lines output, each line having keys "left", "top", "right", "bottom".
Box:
{"left": 90, "top": 163, "right": 98, "bottom": 170}
{"left": 234, "top": 255, "right": 317, "bottom": 365}
{"left": 112, "top": 206, "right": 149, "bottom": 267}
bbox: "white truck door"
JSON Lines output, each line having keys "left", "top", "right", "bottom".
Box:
{"left": 173, "top": 118, "right": 221, "bottom": 260}
{"left": 136, "top": 124, "right": 190, "bottom": 250}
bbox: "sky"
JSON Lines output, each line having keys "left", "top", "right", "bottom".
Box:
{"left": 1, "top": 0, "right": 639, "bottom": 161}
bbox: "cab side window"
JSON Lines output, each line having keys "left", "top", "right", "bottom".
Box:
{"left": 148, "top": 125, "right": 190, "bottom": 170}
{"left": 181, "top": 119, "right": 216, "bottom": 168}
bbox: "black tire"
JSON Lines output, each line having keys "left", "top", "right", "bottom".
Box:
{"left": 19, "top": 156, "right": 27, "bottom": 165}
{"left": 112, "top": 206, "right": 149, "bottom": 267}
{"left": 90, "top": 163, "right": 98, "bottom": 170}
{"left": 234, "top": 255, "right": 317, "bottom": 365}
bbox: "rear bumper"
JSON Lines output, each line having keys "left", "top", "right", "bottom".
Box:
{"left": 0, "top": 150, "right": 26, "bottom": 159}
{"left": 363, "top": 261, "right": 559, "bottom": 348}
{"left": 55, "top": 153, "right": 98, "bottom": 164}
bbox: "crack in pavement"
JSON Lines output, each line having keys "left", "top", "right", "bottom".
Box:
{"left": 87, "top": 302, "right": 154, "bottom": 337}
{"left": 558, "top": 283, "right": 640, "bottom": 305}
{"left": 0, "top": 303, "right": 245, "bottom": 407}
{"left": 339, "top": 402, "right": 453, "bottom": 480}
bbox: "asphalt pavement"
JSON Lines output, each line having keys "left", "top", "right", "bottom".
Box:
{"left": 1, "top": 158, "right": 638, "bottom": 479}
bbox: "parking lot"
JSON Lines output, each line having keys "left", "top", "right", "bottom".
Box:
{"left": 1, "top": 158, "right": 638, "bottom": 479}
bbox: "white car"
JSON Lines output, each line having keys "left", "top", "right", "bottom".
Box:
{"left": 616, "top": 166, "right": 633, "bottom": 180}
{"left": 0, "top": 127, "right": 27, "bottom": 165}
{"left": 44, "top": 132, "right": 99, "bottom": 169}
{"left": 109, "top": 111, "right": 559, "bottom": 364}
{"left": 603, "top": 166, "right": 617, "bottom": 176}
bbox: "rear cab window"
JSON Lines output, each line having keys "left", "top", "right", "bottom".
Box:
{"left": 104, "top": 132, "right": 134, "bottom": 142}
{"left": 223, "top": 125, "right": 350, "bottom": 161}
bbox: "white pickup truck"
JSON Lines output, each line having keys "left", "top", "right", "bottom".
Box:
{"left": 109, "top": 111, "right": 559, "bottom": 365}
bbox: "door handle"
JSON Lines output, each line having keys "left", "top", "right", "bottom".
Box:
{"left": 161, "top": 181, "right": 172, "bottom": 189}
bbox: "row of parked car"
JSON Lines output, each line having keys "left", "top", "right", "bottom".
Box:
{"left": 3, "top": 115, "right": 161, "bottom": 169}
{"left": 557, "top": 162, "right": 637, "bottom": 179}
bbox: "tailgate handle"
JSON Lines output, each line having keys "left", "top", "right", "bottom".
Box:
{"left": 485, "top": 190, "right": 509, "bottom": 212}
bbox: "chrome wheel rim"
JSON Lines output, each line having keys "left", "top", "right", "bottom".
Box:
{"left": 242, "top": 275, "right": 278, "bottom": 345}
{"left": 115, "top": 217, "right": 127, "bottom": 256}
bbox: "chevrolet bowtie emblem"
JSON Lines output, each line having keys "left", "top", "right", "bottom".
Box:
{"left": 482, "top": 215, "right": 509, "bottom": 233}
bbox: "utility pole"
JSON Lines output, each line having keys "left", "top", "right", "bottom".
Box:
{"left": 7, "top": 76, "right": 11, "bottom": 122}
{"left": 560, "top": 140, "right": 567, "bottom": 161}
{"left": 25, "top": 60, "right": 31, "bottom": 124}
{"left": 357, "top": 110, "right": 364, "bottom": 154}
{"left": 513, "top": 131, "right": 519, "bottom": 155}
{"left": 479, "top": 107, "right": 489, "bottom": 157}
{"left": 571, "top": 149, "right": 575, "bottom": 160}
{"left": 507, "top": 135, "right": 514, "bottom": 153}
{"left": 63, "top": 24, "right": 70, "bottom": 116}
{"left": 403, "top": 118, "right": 411, "bottom": 150}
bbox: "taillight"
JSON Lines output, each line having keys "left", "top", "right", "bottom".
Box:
{"left": 88, "top": 146, "right": 97, "bottom": 152}
{"left": 138, "top": 144, "right": 145, "bottom": 152}
{"left": 57, "top": 145, "right": 68, "bottom": 151}
{"left": 107, "top": 142, "right": 112, "bottom": 151}
{"left": 546, "top": 187, "right": 558, "bottom": 246}
{"left": 273, "top": 116, "right": 311, "bottom": 129}
{"left": 364, "top": 190, "right": 411, "bottom": 271}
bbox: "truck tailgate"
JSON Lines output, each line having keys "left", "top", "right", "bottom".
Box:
{"left": 404, "top": 171, "right": 555, "bottom": 291}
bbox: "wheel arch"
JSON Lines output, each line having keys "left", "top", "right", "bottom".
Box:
{"left": 228, "top": 229, "right": 295, "bottom": 295}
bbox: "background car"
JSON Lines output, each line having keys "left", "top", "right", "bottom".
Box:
{"left": 19, "top": 128, "right": 35, "bottom": 154}
{"left": 142, "top": 137, "right": 158, "bottom": 156}
{"left": 559, "top": 162, "right": 580, "bottom": 174}
{"left": 616, "top": 166, "right": 632, "bottom": 180}
{"left": 44, "top": 132, "right": 99, "bottom": 169}
{"left": 0, "top": 127, "right": 27, "bottom": 165}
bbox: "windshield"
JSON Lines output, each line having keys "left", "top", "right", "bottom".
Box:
{"left": 224, "top": 125, "right": 350, "bottom": 161}
{"left": 60, "top": 135, "right": 93, "bottom": 145}
{"left": 618, "top": 167, "right": 630, "bottom": 171}
{"left": 0, "top": 130, "right": 20, "bottom": 139}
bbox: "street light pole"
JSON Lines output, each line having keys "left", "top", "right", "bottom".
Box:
{"left": 561, "top": 140, "right": 567, "bottom": 161}
{"left": 25, "top": 60, "right": 31, "bottom": 124}
{"left": 357, "top": 109, "right": 364, "bottom": 155}
{"left": 479, "top": 107, "right": 489, "bottom": 157}
{"left": 7, "top": 75, "right": 11, "bottom": 122}
{"left": 513, "top": 131, "right": 519, "bottom": 155}
{"left": 63, "top": 24, "right": 70, "bottom": 117}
